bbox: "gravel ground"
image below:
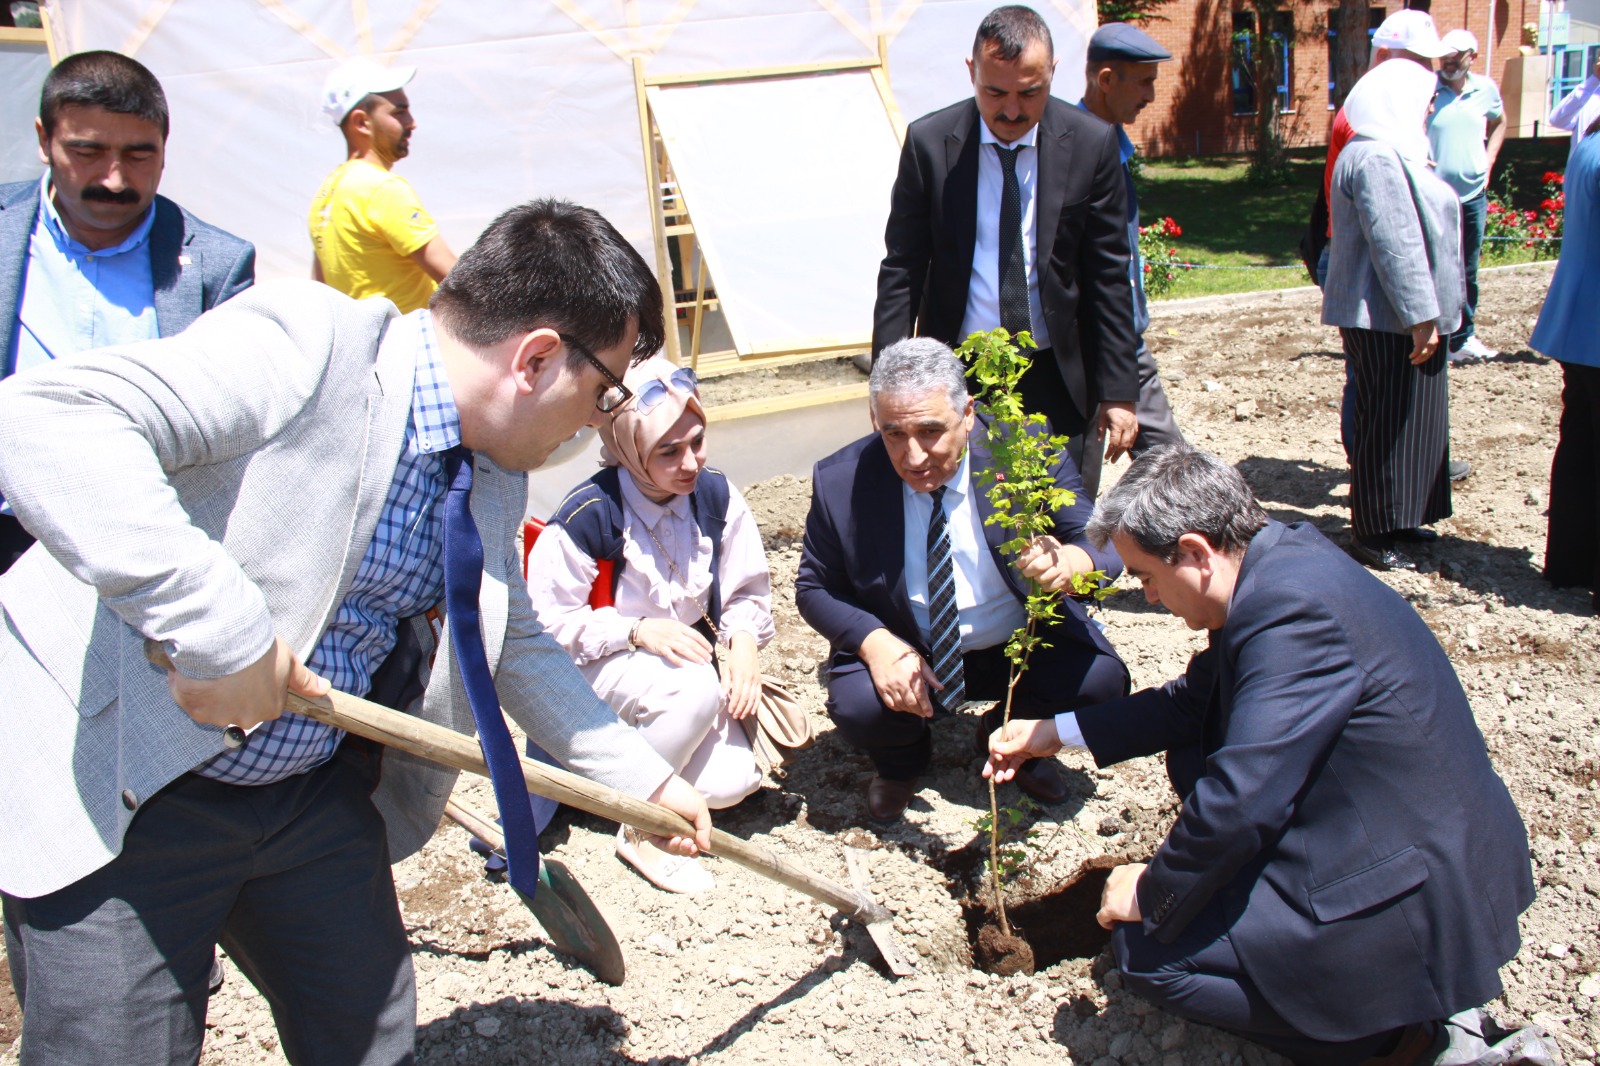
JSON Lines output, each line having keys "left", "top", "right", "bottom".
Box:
{"left": 4, "top": 265, "right": 1594, "bottom": 1066}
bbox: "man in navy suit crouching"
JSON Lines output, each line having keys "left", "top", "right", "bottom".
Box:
{"left": 988, "top": 445, "right": 1538, "bottom": 1065}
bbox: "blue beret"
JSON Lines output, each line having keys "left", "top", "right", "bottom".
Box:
{"left": 1087, "top": 23, "right": 1174, "bottom": 62}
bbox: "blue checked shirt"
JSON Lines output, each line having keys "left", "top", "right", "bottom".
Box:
{"left": 197, "top": 310, "right": 460, "bottom": 785}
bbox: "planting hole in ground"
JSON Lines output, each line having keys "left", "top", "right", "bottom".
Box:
{"left": 962, "top": 852, "right": 1137, "bottom": 974}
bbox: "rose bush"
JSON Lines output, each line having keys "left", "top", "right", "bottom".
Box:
{"left": 1138, "top": 216, "right": 1184, "bottom": 299}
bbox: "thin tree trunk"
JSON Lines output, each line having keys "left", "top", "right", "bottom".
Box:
{"left": 1332, "top": 0, "right": 1368, "bottom": 110}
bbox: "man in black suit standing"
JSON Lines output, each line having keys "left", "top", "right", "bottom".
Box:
{"left": 988, "top": 446, "right": 1537, "bottom": 1064}
{"left": 797, "top": 337, "right": 1128, "bottom": 823}
{"left": 872, "top": 5, "right": 1138, "bottom": 493}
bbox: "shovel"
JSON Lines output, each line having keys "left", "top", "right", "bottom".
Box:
{"left": 444, "top": 798, "right": 627, "bottom": 986}
{"left": 145, "top": 641, "right": 915, "bottom": 976}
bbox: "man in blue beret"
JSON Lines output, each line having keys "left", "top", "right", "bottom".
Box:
{"left": 1077, "top": 23, "right": 1184, "bottom": 479}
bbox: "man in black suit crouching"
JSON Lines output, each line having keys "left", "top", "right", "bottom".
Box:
{"left": 988, "top": 445, "right": 1537, "bottom": 1064}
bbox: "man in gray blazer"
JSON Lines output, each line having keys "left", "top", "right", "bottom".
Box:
{"left": 0, "top": 199, "right": 711, "bottom": 1065}
{"left": 0, "top": 50, "right": 255, "bottom": 571}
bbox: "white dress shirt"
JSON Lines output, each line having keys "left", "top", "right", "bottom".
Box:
{"left": 960, "top": 121, "right": 1052, "bottom": 349}
{"left": 901, "top": 447, "right": 1027, "bottom": 652}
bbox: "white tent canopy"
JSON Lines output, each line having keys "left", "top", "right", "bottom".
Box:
{"left": 45, "top": 0, "right": 1094, "bottom": 355}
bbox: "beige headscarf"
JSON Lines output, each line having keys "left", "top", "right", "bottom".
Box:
{"left": 1342, "top": 57, "right": 1438, "bottom": 163}
{"left": 597, "top": 354, "right": 707, "bottom": 498}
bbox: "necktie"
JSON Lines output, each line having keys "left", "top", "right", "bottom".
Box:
{"left": 442, "top": 446, "right": 553, "bottom": 899}
{"left": 995, "top": 144, "right": 1032, "bottom": 338}
{"left": 925, "top": 485, "right": 966, "bottom": 715}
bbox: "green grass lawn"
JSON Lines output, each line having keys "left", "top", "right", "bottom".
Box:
{"left": 1136, "top": 150, "right": 1322, "bottom": 299}
{"left": 1135, "top": 139, "right": 1570, "bottom": 299}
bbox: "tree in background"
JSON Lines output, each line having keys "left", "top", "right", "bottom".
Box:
{"left": 1097, "top": 0, "right": 1175, "bottom": 24}
{"left": 1330, "top": 0, "right": 1370, "bottom": 110}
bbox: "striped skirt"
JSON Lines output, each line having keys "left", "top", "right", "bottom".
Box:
{"left": 1342, "top": 327, "right": 1452, "bottom": 538}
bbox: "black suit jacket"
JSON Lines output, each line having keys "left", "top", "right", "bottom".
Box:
{"left": 1077, "top": 521, "right": 1533, "bottom": 1041}
{"left": 795, "top": 416, "right": 1122, "bottom": 667}
{"left": 872, "top": 98, "right": 1138, "bottom": 425}
{"left": 0, "top": 181, "right": 256, "bottom": 379}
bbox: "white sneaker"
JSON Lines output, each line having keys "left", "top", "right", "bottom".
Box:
{"left": 1454, "top": 335, "right": 1498, "bottom": 361}
{"left": 615, "top": 826, "right": 715, "bottom": 894}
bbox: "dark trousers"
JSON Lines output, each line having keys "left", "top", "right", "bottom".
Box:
{"left": 825, "top": 617, "right": 1130, "bottom": 779}
{"left": 1014, "top": 348, "right": 1104, "bottom": 494}
{"left": 2, "top": 744, "right": 416, "bottom": 1066}
{"left": 1113, "top": 905, "right": 1398, "bottom": 1066}
{"left": 0, "top": 513, "right": 35, "bottom": 575}
{"left": 1448, "top": 192, "right": 1488, "bottom": 351}
{"left": 1546, "top": 361, "right": 1600, "bottom": 604}
{"left": 1343, "top": 327, "right": 1452, "bottom": 538}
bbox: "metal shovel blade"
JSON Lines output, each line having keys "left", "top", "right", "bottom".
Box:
{"left": 516, "top": 858, "right": 627, "bottom": 987}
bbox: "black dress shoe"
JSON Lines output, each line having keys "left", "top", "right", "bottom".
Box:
{"left": 1393, "top": 527, "right": 1440, "bottom": 542}
{"left": 1349, "top": 537, "right": 1418, "bottom": 572}
{"left": 1013, "top": 758, "right": 1069, "bottom": 804}
{"left": 867, "top": 776, "right": 917, "bottom": 823}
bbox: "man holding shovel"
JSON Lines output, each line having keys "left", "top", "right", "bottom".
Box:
{"left": 986, "top": 445, "right": 1539, "bottom": 1065}
{"left": 0, "top": 198, "right": 710, "bottom": 1066}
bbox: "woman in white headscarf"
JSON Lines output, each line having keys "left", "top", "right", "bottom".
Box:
{"left": 1321, "top": 57, "right": 1466, "bottom": 572}
{"left": 525, "top": 355, "right": 770, "bottom": 894}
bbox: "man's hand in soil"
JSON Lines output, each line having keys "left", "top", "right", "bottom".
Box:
{"left": 1097, "top": 863, "right": 1147, "bottom": 929}
{"left": 858, "top": 627, "right": 939, "bottom": 717}
{"left": 984, "top": 718, "right": 1062, "bottom": 781}
{"left": 645, "top": 774, "right": 713, "bottom": 856}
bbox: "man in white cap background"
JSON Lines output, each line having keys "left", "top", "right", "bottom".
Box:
{"left": 1428, "top": 29, "right": 1505, "bottom": 364}
{"left": 309, "top": 57, "right": 456, "bottom": 313}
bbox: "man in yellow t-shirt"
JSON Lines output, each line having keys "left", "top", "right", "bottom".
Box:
{"left": 310, "top": 59, "right": 456, "bottom": 313}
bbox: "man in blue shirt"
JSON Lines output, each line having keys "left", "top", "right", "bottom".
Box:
{"left": 0, "top": 50, "right": 255, "bottom": 571}
{"left": 1427, "top": 29, "right": 1506, "bottom": 364}
{"left": 1077, "top": 23, "right": 1184, "bottom": 487}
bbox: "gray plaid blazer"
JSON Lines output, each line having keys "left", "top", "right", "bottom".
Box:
{"left": 0, "top": 281, "right": 670, "bottom": 899}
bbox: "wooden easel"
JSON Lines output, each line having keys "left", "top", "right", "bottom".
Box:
{"left": 631, "top": 38, "right": 905, "bottom": 387}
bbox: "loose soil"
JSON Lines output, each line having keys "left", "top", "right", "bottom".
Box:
{"left": 6, "top": 265, "right": 1598, "bottom": 1066}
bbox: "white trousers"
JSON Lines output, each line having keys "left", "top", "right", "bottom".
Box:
{"left": 580, "top": 651, "right": 760, "bottom": 809}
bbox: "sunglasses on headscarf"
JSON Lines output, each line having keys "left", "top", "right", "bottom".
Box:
{"left": 633, "top": 367, "right": 699, "bottom": 412}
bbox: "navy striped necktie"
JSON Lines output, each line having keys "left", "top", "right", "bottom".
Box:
{"left": 926, "top": 485, "right": 965, "bottom": 714}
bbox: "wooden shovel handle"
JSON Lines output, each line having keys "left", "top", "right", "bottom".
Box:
{"left": 144, "top": 640, "right": 888, "bottom": 923}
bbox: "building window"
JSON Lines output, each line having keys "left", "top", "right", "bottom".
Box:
{"left": 1232, "top": 10, "right": 1294, "bottom": 116}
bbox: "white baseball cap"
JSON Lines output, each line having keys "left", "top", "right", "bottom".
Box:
{"left": 321, "top": 58, "right": 416, "bottom": 124}
{"left": 1372, "top": 10, "right": 1451, "bottom": 59}
{"left": 1441, "top": 29, "right": 1480, "bottom": 55}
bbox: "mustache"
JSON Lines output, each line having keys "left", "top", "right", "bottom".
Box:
{"left": 80, "top": 185, "right": 140, "bottom": 205}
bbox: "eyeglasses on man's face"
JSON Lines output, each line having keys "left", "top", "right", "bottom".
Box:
{"left": 570, "top": 341, "right": 633, "bottom": 413}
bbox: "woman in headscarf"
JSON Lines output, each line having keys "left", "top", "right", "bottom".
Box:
{"left": 525, "top": 355, "right": 770, "bottom": 894}
{"left": 1321, "top": 57, "right": 1466, "bottom": 571}
{"left": 1531, "top": 119, "right": 1600, "bottom": 612}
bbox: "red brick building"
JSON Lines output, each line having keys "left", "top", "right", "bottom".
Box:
{"left": 1125, "top": 0, "right": 1545, "bottom": 157}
